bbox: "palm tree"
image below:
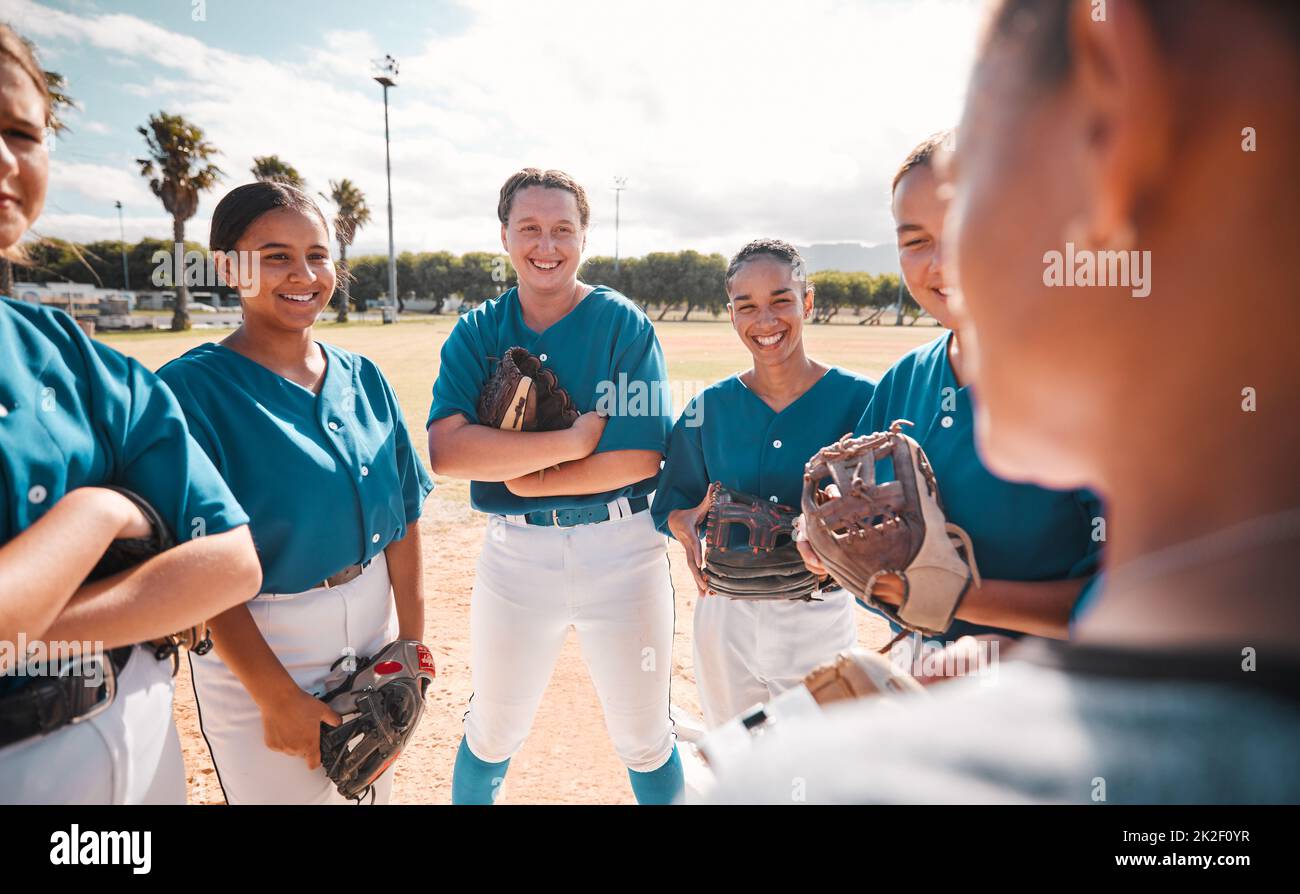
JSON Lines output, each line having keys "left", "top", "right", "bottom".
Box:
{"left": 251, "top": 155, "right": 305, "bottom": 189}
{"left": 137, "top": 112, "right": 222, "bottom": 330}
{"left": 322, "top": 179, "right": 371, "bottom": 323}
{"left": 0, "top": 61, "right": 75, "bottom": 298}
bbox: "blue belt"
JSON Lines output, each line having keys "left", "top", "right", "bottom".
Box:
{"left": 522, "top": 495, "right": 650, "bottom": 527}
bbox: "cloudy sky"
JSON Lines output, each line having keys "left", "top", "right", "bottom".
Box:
{"left": 5, "top": 0, "right": 982, "bottom": 259}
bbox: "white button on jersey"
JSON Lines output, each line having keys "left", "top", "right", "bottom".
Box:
{"left": 360, "top": 465, "right": 370, "bottom": 477}
{"left": 371, "top": 533, "right": 381, "bottom": 544}
{"left": 940, "top": 415, "right": 954, "bottom": 428}
{"left": 328, "top": 421, "right": 339, "bottom": 431}
{"left": 28, "top": 485, "right": 47, "bottom": 504}
{"left": 773, "top": 439, "right": 782, "bottom": 449}
{"left": 539, "top": 353, "right": 548, "bottom": 362}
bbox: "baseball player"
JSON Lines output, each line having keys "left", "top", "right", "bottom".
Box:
{"left": 0, "top": 26, "right": 262, "bottom": 804}
{"left": 427, "top": 168, "right": 683, "bottom": 805}
{"left": 798, "top": 131, "right": 1102, "bottom": 668}
{"left": 157, "top": 182, "right": 434, "bottom": 804}
{"left": 651, "top": 239, "right": 875, "bottom": 728}
{"left": 711, "top": 0, "right": 1300, "bottom": 804}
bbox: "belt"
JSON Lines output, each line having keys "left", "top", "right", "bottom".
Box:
{"left": 0, "top": 646, "right": 132, "bottom": 750}
{"left": 519, "top": 495, "right": 650, "bottom": 528}
{"left": 315, "top": 559, "right": 371, "bottom": 590}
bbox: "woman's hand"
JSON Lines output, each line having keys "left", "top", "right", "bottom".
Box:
{"left": 869, "top": 572, "right": 907, "bottom": 605}
{"left": 792, "top": 513, "right": 830, "bottom": 577}
{"left": 258, "top": 684, "right": 343, "bottom": 771}
{"left": 668, "top": 488, "right": 715, "bottom": 598}
{"left": 566, "top": 410, "right": 608, "bottom": 460}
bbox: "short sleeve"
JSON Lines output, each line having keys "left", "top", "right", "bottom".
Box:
{"left": 386, "top": 376, "right": 435, "bottom": 524}
{"left": 650, "top": 402, "right": 709, "bottom": 537}
{"left": 428, "top": 315, "right": 489, "bottom": 427}
{"left": 90, "top": 341, "right": 248, "bottom": 543}
{"left": 595, "top": 317, "right": 673, "bottom": 455}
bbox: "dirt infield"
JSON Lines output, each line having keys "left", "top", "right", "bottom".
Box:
{"left": 103, "top": 316, "right": 933, "bottom": 804}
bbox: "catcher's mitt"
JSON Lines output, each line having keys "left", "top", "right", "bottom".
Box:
{"left": 801, "top": 419, "right": 981, "bottom": 637}
{"left": 84, "top": 486, "right": 213, "bottom": 669}
{"left": 477, "top": 347, "right": 579, "bottom": 433}
{"left": 319, "top": 639, "right": 436, "bottom": 803}
{"left": 701, "top": 483, "right": 826, "bottom": 601}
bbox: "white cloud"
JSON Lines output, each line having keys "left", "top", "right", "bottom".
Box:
{"left": 29, "top": 212, "right": 190, "bottom": 247}
{"left": 13, "top": 0, "right": 981, "bottom": 260}
{"left": 48, "top": 159, "right": 156, "bottom": 206}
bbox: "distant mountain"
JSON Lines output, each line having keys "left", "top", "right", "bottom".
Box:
{"left": 797, "top": 242, "right": 900, "bottom": 275}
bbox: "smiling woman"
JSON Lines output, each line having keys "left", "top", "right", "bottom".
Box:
{"left": 155, "top": 180, "right": 435, "bottom": 804}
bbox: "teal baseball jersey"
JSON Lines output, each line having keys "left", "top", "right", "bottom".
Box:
{"left": 651, "top": 367, "right": 875, "bottom": 536}
{"left": 158, "top": 342, "right": 433, "bottom": 595}
{"left": 856, "top": 331, "right": 1103, "bottom": 640}
{"left": 427, "top": 286, "right": 673, "bottom": 515}
{"left": 0, "top": 297, "right": 250, "bottom": 693}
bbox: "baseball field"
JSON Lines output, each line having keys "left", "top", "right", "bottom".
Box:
{"left": 102, "top": 315, "right": 940, "bottom": 804}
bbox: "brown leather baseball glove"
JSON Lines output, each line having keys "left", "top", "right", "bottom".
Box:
{"left": 477, "top": 347, "right": 579, "bottom": 433}
{"left": 800, "top": 420, "right": 981, "bottom": 637}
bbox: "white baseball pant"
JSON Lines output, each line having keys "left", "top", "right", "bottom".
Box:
{"left": 188, "top": 552, "right": 399, "bottom": 804}
{"left": 0, "top": 645, "right": 185, "bottom": 804}
{"left": 692, "top": 587, "right": 857, "bottom": 728}
{"left": 465, "top": 508, "right": 676, "bottom": 772}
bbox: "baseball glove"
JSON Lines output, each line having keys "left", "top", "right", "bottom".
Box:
{"left": 701, "top": 483, "right": 827, "bottom": 601}
{"left": 694, "top": 647, "right": 924, "bottom": 772}
{"left": 477, "top": 347, "right": 579, "bottom": 433}
{"left": 85, "top": 486, "right": 213, "bottom": 669}
{"left": 801, "top": 419, "right": 981, "bottom": 637}
{"left": 319, "top": 639, "right": 436, "bottom": 803}
{"left": 802, "top": 647, "right": 925, "bottom": 705}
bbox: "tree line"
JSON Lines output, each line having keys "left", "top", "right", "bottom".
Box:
{"left": 348, "top": 251, "right": 923, "bottom": 323}
{"left": 22, "top": 236, "right": 923, "bottom": 324}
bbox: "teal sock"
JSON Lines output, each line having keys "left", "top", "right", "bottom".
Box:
{"left": 628, "top": 745, "right": 684, "bottom": 805}
{"left": 451, "top": 736, "right": 511, "bottom": 805}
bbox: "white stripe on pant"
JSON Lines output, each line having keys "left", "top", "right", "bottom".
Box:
{"left": 189, "top": 552, "right": 398, "bottom": 804}
{"left": 0, "top": 645, "right": 185, "bottom": 804}
{"left": 692, "top": 588, "right": 857, "bottom": 729}
{"left": 465, "top": 510, "right": 676, "bottom": 772}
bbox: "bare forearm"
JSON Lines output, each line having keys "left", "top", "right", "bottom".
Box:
{"left": 428, "top": 418, "right": 582, "bottom": 481}
{"left": 955, "top": 576, "right": 1088, "bottom": 640}
{"left": 0, "top": 489, "right": 134, "bottom": 643}
{"left": 40, "top": 527, "right": 262, "bottom": 649}
{"left": 505, "top": 450, "right": 662, "bottom": 498}
{"left": 384, "top": 520, "right": 425, "bottom": 641}
{"left": 206, "top": 602, "right": 300, "bottom": 708}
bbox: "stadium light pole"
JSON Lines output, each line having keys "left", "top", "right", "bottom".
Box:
{"left": 114, "top": 200, "right": 129, "bottom": 291}
{"left": 612, "top": 176, "right": 628, "bottom": 276}
{"left": 374, "top": 55, "right": 399, "bottom": 324}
